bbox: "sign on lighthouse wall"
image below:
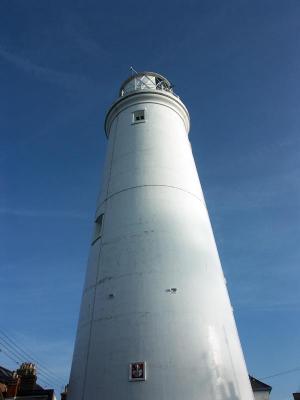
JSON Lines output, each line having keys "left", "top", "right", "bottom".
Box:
{"left": 129, "top": 362, "right": 146, "bottom": 382}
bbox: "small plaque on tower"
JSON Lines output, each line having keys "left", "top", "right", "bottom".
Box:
{"left": 129, "top": 361, "right": 146, "bottom": 381}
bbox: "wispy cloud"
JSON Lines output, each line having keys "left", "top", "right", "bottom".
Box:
{"left": 69, "top": 29, "right": 109, "bottom": 59}
{"left": 0, "top": 45, "right": 91, "bottom": 90}
{"left": 229, "top": 269, "right": 300, "bottom": 312}
{"left": 236, "top": 297, "right": 300, "bottom": 312}
{"left": 0, "top": 207, "right": 89, "bottom": 220}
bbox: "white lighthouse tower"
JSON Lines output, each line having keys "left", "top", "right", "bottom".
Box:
{"left": 68, "top": 72, "right": 254, "bottom": 400}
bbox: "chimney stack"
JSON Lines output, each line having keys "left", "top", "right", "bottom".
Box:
{"left": 5, "top": 372, "right": 19, "bottom": 398}
{"left": 17, "top": 363, "right": 37, "bottom": 392}
{"left": 61, "top": 384, "right": 68, "bottom": 400}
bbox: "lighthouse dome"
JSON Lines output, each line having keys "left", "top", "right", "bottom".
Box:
{"left": 119, "top": 71, "right": 173, "bottom": 97}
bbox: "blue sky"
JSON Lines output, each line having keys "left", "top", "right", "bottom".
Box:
{"left": 0, "top": 0, "right": 299, "bottom": 398}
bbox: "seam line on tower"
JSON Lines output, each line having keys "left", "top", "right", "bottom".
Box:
{"left": 98, "top": 184, "right": 205, "bottom": 209}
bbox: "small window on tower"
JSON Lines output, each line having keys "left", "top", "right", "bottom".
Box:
{"left": 133, "top": 110, "right": 145, "bottom": 123}
{"left": 92, "top": 213, "right": 104, "bottom": 244}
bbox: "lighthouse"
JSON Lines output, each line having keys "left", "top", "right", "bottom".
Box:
{"left": 68, "top": 72, "right": 254, "bottom": 400}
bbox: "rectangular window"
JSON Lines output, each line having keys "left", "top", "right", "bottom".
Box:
{"left": 92, "top": 213, "right": 103, "bottom": 244}
{"left": 133, "top": 110, "right": 145, "bottom": 123}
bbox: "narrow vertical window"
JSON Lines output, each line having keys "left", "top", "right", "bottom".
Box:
{"left": 133, "top": 110, "right": 145, "bottom": 123}
{"left": 92, "top": 213, "right": 103, "bottom": 244}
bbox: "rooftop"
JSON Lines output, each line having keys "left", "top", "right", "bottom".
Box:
{"left": 249, "top": 376, "right": 272, "bottom": 392}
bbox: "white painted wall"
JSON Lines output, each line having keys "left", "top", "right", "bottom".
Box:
{"left": 68, "top": 74, "right": 255, "bottom": 400}
{"left": 253, "top": 391, "right": 271, "bottom": 400}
